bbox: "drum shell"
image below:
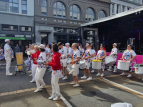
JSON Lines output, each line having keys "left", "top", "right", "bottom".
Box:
{"left": 105, "top": 56, "right": 115, "bottom": 66}
{"left": 135, "top": 66, "right": 143, "bottom": 74}
{"left": 117, "top": 60, "right": 130, "bottom": 70}
{"left": 16, "top": 52, "right": 23, "bottom": 69}
{"left": 79, "top": 60, "right": 86, "bottom": 69}
{"left": 67, "top": 58, "right": 72, "bottom": 64}
{"left": 92, "top": 61, "right": 101, "bottom": 69}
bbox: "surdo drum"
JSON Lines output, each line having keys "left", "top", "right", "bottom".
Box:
{"left": 79, "top": 60, "right": 86, "bottom": 69}
{"left": 105, "top": 56, "right": 116, "bottom": 66}
{"left": 134, "top": 64, "right": 143, "bottom": 74}
{"left": 117, "top": 60, "right": 130, "bottom": 71}
{"left": 92, "top": 60, "right": 102, "bottom": 70}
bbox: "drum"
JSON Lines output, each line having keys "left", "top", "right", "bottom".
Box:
{"left": 134, "top": 64, "right": 143, "bottom": 74}
{"left": 79, "top": 60, "right": 86, "bottom": 69}
{"left": 105, "top": 56, "right": 115, "bottom": 66}
{"left": 92, "top": 60, "right": 102, "bottom": 69}
{"left": 66, "top": 64, "right": 75, "bottom": 74}
{"left": 16, "top": 52, "right": 23, "bottom": 70}
{"left": 117, "top": 60, "right": 130, "bottom": 70}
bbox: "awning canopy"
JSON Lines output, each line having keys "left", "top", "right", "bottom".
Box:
{"left": 81, "top": 6, "right": 143, "bottom": 27}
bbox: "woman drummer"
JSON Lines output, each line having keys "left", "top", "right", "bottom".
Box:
{"left": 90, "top": 45, "right": 96, "bottom": 73}
{"left": 96, "top": 46, "right": 107, "bottom": 77}
{"left": 107, "top": 43, "right": 118, "bottom": 72}
{"left": 81, "top": 43, "right": 93, "bottom": 80}
{"left": 120, "top": 44, "right": 136, "bottom": 78}
{"left": 79, "top": 44, "right": 85, "bottom": 69}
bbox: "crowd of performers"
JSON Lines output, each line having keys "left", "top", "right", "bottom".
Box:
{"left": 4, "top": 39, "right": 137, "bottom": 101}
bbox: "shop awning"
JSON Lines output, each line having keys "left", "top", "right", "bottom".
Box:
{"left": 81, "top": 6, "right": 143, "bottom": 27}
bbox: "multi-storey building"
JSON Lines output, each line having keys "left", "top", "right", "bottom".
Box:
{"left": 0, "top": 0, "right": 34, "bottom": 52}
{"left": 34, "top": 0, "right": 110, "bottom": 45}
{"left": 110, "top": 0, "right": 142, "bottom": 16}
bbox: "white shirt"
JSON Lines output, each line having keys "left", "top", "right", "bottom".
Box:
{"left": 59, "top": 46, "right": 67, "bottom": 57}
{"left": 30, "top": 49, "right": 35, "bottom": 54}
{"left": 111, "top": 48, "right": 117, "bottom": 55}
{"left": 45, "top": 47, "right": 51, "bottom": 54}
{"left": 4, "top": 43, "right": 10, "bottom": 57}
{"left": 67, "top": 47, "right": 73, "bottom": 56}
{"left": 91, "top": 49, "right": 96, "bottom": 59}
{"left": 73, "top": 49, "right": 80, "bottom": 58}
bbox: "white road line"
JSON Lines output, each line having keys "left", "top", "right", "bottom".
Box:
{"left": 103, "top": 78, "right": 143, "bottom": 96}
{"left": 60, "top": 94, "right": 72, "bottom": 107}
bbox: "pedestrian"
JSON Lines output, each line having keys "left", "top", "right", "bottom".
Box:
{"left": 0, "top": 46, "right": 5, "bottom": 65}
{"left": 96, "top": 45, "right": 107, "bottom": 77}
{"left": 34, "top": 44, "right": 47, "bottom": 93}
{"left": 90, "top": 45, "right": 96, "bottom": 73}
{"left": 81, "top": 43, "right": 93, "bottom": 80}
{"left": 4, "top": 39, "right": 14, "bottom": 76}
{"left": 30, "top": 45, "right": 40, "bottom": 83}
{"left": 70, "top": 43, "right": 80, "bottom": 87}
{"left": 57, "top": 42, "right": 68, "bottom": 80}
{"left": 46, "top": 44, "right": 62, "bottom": 101}
{"left": 65, "top": 43, "right": 73, "bottom": 58}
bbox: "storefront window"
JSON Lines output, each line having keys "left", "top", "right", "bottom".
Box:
{"left": 2, "top": 24, "right": 18, "bottom": 31}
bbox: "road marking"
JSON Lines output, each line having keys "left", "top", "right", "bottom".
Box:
{"left": 60, "top": 95, "right": 72, "bottom": 107}
{"left": 100, "top": 78, "right": 143, "bottom": 99}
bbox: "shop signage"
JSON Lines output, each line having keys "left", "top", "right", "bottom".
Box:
{"left": 0, "top": 37, "right": 25, "bottom": 40}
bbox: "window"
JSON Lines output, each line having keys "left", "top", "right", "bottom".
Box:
{"left": 0, "top": 0, "right": 19, "bottom": 13}
{"left": 67, "top": 29, "right": 78, "bottom": 34}
{"left": 53, "top": 2, "right": 66, "bottom": 18}
{"left": 86, "top": 8, "right": 95, "bottom": 22}
{"left": 41, "top": 0, "right": 47, "bottom": 16}
{"left": 122, "top": 6, "right": 125, "bottom": 12}
{"left": 21, "top": 0, "right": 27, "bottom": 14}
{"left": 20, "top": 26, "right": 32, "bottom": 32}
{"left": 117, "top": 5, "right": 119, "bottom": 14}
{"left": 2, "top": 24, "right": 18, "bottom": 31}
{"left": 70, "top": 5, "right": 80, "bottom": 20}
{"left": 112, "top": 4, "right": 114, "bottom": 15}
{"left": 98, "top": 10, "right": 106, "bottom": 19}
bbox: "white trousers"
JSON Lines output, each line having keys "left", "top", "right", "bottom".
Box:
{"left": 35, "top": 67, "right": 46, "bottom": 89}
{"left": 5, "top": 57, "right": 11, "bottom": 75}
{"left": 32, "top": 64, "right": 38, "bottom": 81}
{"left": 51, "top": 75, "right": 60, "bottom": 96}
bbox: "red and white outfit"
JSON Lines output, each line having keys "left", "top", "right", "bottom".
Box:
{"left": 31, "top": 51, "right": 40, "bottom": 82}
{"left": 48, "top": 52, "right": 62, "bottom": 99}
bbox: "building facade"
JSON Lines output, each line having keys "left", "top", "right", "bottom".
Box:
{"left": 0, "top": 0, "right": 34, "bottom": 53}
{"left": 34, "top": 0, "right": 110, "bottom": 45}
{"left": 110, "top": 0, "right": 142, "bottom": 16}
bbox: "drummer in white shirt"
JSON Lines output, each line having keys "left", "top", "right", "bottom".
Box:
{"left": 57, "top": 42, "right": 68, "bottom": 80}
{"left": 90, "top": 45, "right": 96, "bottom": 73}
{"left": 120, "top": 44, "right": 136, "bottom": 78}
{"left": 81, "top": 43, "right": 93, "bottom": 80}
{"left": 107, "top": 43, "right": 118, "bottom": 72}
{"left": 45, "top": 44, "right": 51, "bottom": 60}
{"left": 65, "top": 43, "right": 73, "bottom": 58}
{"left": 79, "top": 44, "right": 85, "bottom": 69}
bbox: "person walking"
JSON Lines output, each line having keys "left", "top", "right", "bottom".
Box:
{"left": 4, "top": 39, "right": 14, "bottom": 76}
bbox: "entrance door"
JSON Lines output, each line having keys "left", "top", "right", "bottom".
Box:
{"left": 41, "top": 34, "right": 48, "bottom": 44}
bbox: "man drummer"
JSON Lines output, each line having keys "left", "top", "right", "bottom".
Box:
{"left": 57, "top": 42, "right": 68, "bottom": 80}
{"left": 107, "top": 43, "right": 118, "bottom": 72}
{"left": 120, "top": 44, "right": 136, "bottom": 78}
{"left": 65, "top": 43, "right": 73, "bottom": 58}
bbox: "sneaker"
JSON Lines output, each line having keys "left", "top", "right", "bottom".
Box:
{"left": 107, "top": 69, "right": 112, "bottom": 71}
{"left": 113, "top": 70, "right": 117, "bottom": 73}
{"left": 28, "top": 70, "right": 32, "bottom": 73}
{"left": 34, "top": 88, "right": 42, "bottom": 93}
{"left": 70, "top": 82, "right": 75, "bottom": 85}
{"left": 62, "top": 76, "right": 68, "bottom": 80}
{"left": 101, "top": 73, "right": 104, "bottom": 77}
{"left": 40, "top": 85, "right": 46, "bottom": 89}
{"left": 29, "top": 74, "right": 32, "bottom": 76}
{"left": 53, "top": 96, "right": 61, "bottom": 101}
{"left": 96, "top": 73, "right": 100, "bottom": 76}
{"left": 49, "top": 94, "right": 56, "bottom": 100}
{"left": 81, "top": 76, "right": 87, "bottom": 79}
{"left": 120, "top": 72, "right": 125, "bottom": 76}
{"left": 87, "top": 77, "right": 92, "bottom": 80}
{"left": 127, "top": 74, "right": 132, "bottom": 78}
{"left": 73, "top": 84, "right": 80, "bottom": 87}
{"left": 30, "top": 80, "right": 35, "bottom": 83}
{"left": 6, "top": 73, "right": 13, "bottom": 76}
{"left": 91, "top": 70, "right": 95, "bottom": 73}
{"left": 60, "top": 74, "right": 64, "bottom": 78}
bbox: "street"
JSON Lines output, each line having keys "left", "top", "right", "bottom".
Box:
{"left": 0, "top": 61, "right": 143, "bottom": 107}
